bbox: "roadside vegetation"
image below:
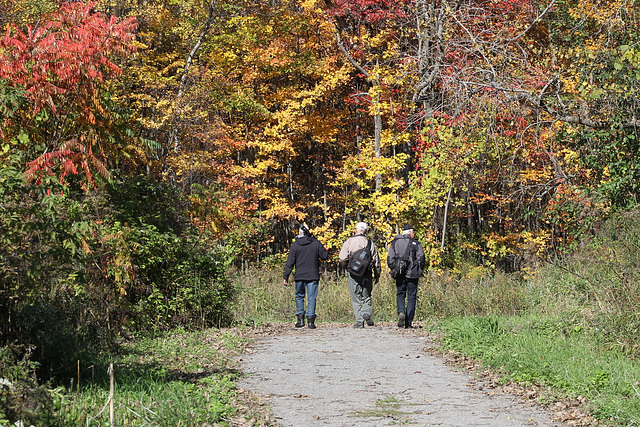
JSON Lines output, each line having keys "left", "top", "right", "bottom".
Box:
{"left": 3, "top": 209, "right": 640, "bottom": 426}
{"left": 1, "top": 327, "right": 271, "bottom": 426}
{"left": 432, "top": 212, "right": 640, "bottom": 426}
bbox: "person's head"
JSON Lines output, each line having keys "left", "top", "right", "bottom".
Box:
{"left": 401, "top": 223, "right": 415, "bottom": 237}
{"left": 355, "top": 222, "right": 368, "bottom": 234}
{"left": 299, "top": 224, "right": 309, "bottom": 237}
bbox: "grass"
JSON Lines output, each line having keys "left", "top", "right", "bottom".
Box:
{"left": 350, "top": 396, "right": 412, "bottom": 424}
{"left": 228, "top": 264, "right": 538, "bottom": 326}
{"left": 436, "top": 314, "right": 640, "bottom": 426}
{"left": 55, "top": 329, "right": 270, "bottom": 426}
{"left": 229, "top": 267, "right": 401, "bottom": 325}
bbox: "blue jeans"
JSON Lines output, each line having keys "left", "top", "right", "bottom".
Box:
{"left": 396, "top": 277, "right": 418, "bottom": 325}
{"left": 295, "top": 280, "right": 318, "bottom": 318}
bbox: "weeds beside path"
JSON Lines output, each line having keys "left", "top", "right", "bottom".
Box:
{"left": 53, "top": 322, "right": 596, "bottom": 426}
{"left": 237, "top": 323, "right": 570, "bottom": 427}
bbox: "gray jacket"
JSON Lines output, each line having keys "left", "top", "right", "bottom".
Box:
{"left": 387, "top": 235, "right": 425, "bottom": 279}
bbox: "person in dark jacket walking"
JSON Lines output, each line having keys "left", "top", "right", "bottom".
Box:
{"left": 283, "top": 225, "right": 329, "bottom": 329}
{"left": 387, "top": 224, "right": 425, "bottom": 328}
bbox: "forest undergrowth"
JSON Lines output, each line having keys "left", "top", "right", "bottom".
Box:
{"left": 3, "top": 214, "right": 640, "bottom": 426}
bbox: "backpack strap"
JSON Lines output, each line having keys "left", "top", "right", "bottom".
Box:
{"left": 408, "top": 238, "right": 417, "bottom": 258}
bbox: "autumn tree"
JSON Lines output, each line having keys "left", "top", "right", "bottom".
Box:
{"left": 321, "top": 0, "right": 420, "bottom": 251}
{"left": 0, "top": 1, "right": 142, "bottom": 375}
{"left": 0, "top": 1, "right": 137, "bottom": 186}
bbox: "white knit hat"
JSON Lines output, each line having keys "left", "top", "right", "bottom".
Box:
{"left": 356, "top": 222, "right": 368, "bottom": 232}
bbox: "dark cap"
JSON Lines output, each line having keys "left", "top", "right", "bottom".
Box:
{"left": 402, "top": 223, "right": 414, "bottom": 231}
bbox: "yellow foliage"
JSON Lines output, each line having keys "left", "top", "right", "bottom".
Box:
{"left": 519, "top": 166, "right": 552, "bottom": 184}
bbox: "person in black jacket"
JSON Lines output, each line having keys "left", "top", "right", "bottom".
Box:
{"left": 387, "top": 224, "right": 425, "bottom": 329}
{"left": 283, "top": 225, "right": 329, "bottom": 329}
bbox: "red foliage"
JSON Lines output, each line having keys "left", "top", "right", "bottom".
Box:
{"left": 328, "top": 0, "right": 410, "bottom": 23}
{"left": 24, "top": 136, "right": 110, "bottom": 188}
{"left": 0, "top": 1, "right": 137, "bottom": 187}
{"left": 0, "top": 2, "right": 136, "bottom": 116}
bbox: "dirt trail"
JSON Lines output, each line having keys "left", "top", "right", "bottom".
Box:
{"left": 238, "top": 323, "right": 564, "bottom": 426}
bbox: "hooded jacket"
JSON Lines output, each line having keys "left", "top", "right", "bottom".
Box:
{"left": 283, "top": 235, "right": 329, "bottom": 282}
{"left": 387, "top": 234, "right": 426, "bottom": 279}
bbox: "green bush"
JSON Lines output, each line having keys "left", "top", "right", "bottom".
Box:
{"left": 0, "top": 345, "right": 57, "bottom": 426}
{"left": 1, "top": 171, "right": 237, "bottom": 383}
{"left": 106, "top": 226, "right": 234, "bottom": 331}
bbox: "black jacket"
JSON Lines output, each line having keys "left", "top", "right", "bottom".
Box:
{"left": 283, "top": 235, "right": 329, "bottom": 282}
{"left": 387, "top": 234, "right": 426, "bottom": 279}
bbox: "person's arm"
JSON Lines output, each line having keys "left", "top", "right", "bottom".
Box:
{"left": 317, "top": 241, "right": 329, "bottom": 261}
{"left": 387, "top": 239, "right": 396, "bottom": 265}
{"left": 338, "top": 240, "right": 350, "bottom": 268}
{"left": 416, "top": 242, "right": 426, "bottom": 269}
{"left": 283, "top": 246, "right": 296, "bottom": 285}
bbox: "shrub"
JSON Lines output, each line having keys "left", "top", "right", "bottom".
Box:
{"left": 1, "top": 172, "right": 237, "bottom": 382}
{"left": 0, "top": 345, "right": 57, "bottom": 426}
{"left": 97, "top": 223, "right": 233, "bottom": 332}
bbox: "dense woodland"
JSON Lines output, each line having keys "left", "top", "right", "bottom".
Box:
{"left": 2, "top": 0, "right": 640, "bottom": 406}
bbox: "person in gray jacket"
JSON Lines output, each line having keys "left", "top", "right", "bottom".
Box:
{"left": 338, "top": 222, "right": 381, "bottom": 328}
{"left": 387, "top": 224, "right": 425, "bottom": 328}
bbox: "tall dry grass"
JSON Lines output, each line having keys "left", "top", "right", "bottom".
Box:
{"left": 228, "top": 264, "right": 531, "bottom": 325}
{"left": 229, "top": 267, "right": 405, "bottom": 325}
{"left": 231, "top": 210, "right": 640, "bottom": 355}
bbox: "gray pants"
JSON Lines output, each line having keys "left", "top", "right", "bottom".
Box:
{"left": 348, "top": 273, "right": 373, "bottom": 323}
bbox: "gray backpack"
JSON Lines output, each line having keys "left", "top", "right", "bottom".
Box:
{"left": 389, "top": 238, "right": 416, "bottom": 279}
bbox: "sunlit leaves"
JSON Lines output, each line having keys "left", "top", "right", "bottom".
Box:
{"left": 3, "top": 0, "right": 639, "bottom": 269}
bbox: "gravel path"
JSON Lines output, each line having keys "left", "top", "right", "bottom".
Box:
{"left": 238, "top": 324, "right": 564, "bottom": 426}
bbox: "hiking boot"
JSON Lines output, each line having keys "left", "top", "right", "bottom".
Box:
{"left": 295, "top": 313, "right": 305, "bottom": 328}
{"left": 405, "top": 324, "right": 413, "bottom": 329}
{"left": 362, "top": 313, "right": 374, "bottom": 327}
{"left": 307, "top": 315, "right": 317, "bottom": 329}
{"left": 353, "top": 322, "right": 364, "bottom": 329}
{"left": 397, "top": 312, "right": 406, "bottom": 328}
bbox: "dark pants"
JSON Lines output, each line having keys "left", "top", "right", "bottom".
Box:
{"left": 396, "top": 277, "right": 418, "bottom": 326}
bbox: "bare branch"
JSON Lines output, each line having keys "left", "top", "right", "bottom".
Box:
{"left": 335, "top": 31, "right": 370, "bottom": 78}
{"left": 507, "top": 0, "right": 557, "bottom": 42}
{"left": 171, "top": 0, "right": 218, "bottom": 155}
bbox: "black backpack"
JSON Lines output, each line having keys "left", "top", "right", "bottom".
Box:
{"left": 346, "top": 239, "right": 372, "bottom": 278}
{"left": 389, "top": 238, "right": 416, "bottom": 279}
